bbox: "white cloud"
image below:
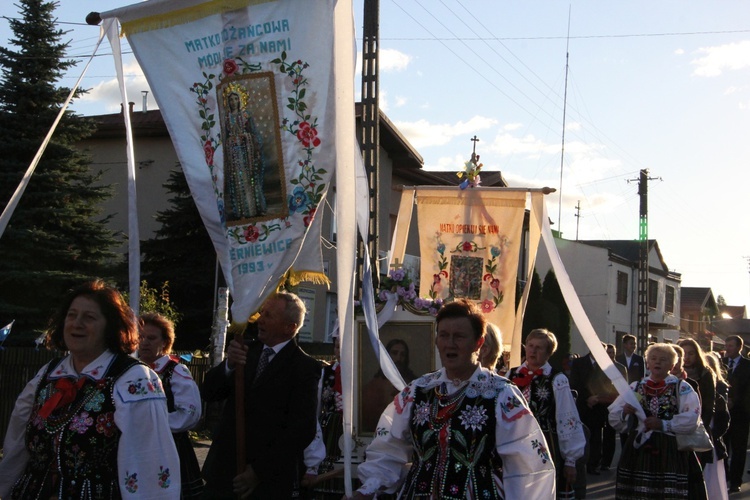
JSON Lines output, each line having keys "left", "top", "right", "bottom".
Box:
{"left": 393, "top": 115, "right": 498, "bottom": 149}
{"left": 489, "top": 132, "right": 557, "bottom": 158}
{"left": 356, "top": 48, "right": 412, "bottom": 75}
{"left": 691, "top": 40, "right": 750, "bottom": 77}
{"left": 503, "top": 122, "right": 522, "bottom": 131}
{"left": 394, "top": 96, "right": 408, "bottom": 108}
{"left": 380, "top": 48, "right": 412, "bottom": 72}
{"left": 79, "top": 61, "right": 153, "bottom": 113}
{"left": 674, "top": 48, "right": 685, "bottom": 56}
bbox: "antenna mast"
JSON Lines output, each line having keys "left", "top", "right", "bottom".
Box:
{"left": 557, "top": 6, "right": 571, "bottom": 233}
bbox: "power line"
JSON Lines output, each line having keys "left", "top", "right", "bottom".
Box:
{"left": 380, "top": 29, "right": 750, "bottom": 41}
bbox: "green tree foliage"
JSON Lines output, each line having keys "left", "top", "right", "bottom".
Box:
{"left": 521, "top": 269, "right": 572, "bottom": 371}
{"left": 521, "top": 270, "right": 544, "bottom": 341}
{"left": 0, "top": 0, "right": 119, "bottom": 343}
{"left": 141, "top": 167, "right": 216, "bottom": 350}
{"left": 125, "top": 280, "right": 182, "bottom": 325}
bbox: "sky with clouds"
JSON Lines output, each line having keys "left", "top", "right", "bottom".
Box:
{"left": 2, "top": 0, "right": 750, "bottom": 311}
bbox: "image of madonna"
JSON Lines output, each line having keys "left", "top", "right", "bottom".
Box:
{"left": 222, "top": 84, "right": 267, "bottom": 222}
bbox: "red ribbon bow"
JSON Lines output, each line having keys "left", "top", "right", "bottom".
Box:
{"left": 38, "top": 377, "right": 87, "bottom": 419}
{"left": 512, "top": 366, "right": 543, "bottom": 389}
{"left": 645, "top": 379, "right": 665, "bottom": 390}
{"left": 333, "top": 363, "right": 342, "bottom": 395}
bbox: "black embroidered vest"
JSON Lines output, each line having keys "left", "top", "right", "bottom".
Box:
{"left": 11, "top": 354, "right": 140, "bottom": 500}
{"left": 399, "top": 382, "right": 502, "bottom": 499}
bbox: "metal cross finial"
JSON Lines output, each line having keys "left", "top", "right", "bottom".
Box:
{"left": 470, "top": 136, "right": 480, "bottom": 162}
{"left": 471, "top": 135, "right": 480, "bottom": 153}
{"left": 389, "top": 257, "right": 403, "bottom": 270}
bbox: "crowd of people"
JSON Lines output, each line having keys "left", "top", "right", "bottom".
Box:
{"left": 1, "top": 280, "right": 749, "bottom": 499}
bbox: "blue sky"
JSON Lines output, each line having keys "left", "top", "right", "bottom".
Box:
{"left": 2, "top": 0, "right": 750, "bottom": 310}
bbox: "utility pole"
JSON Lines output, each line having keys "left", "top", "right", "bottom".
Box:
{"left": 357, "top": 0, "right": 380, "bottom": 293}
{"left": 574, "top": 200, "right": 581, "bottom": 241}
{"left": 628, "top": 169, "right": 661, "bottom": 354}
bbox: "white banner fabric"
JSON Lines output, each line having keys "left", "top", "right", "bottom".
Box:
{"left": 416, "top": 189, "right": 526, "bottom": 341}
{"left": 105, "top": 0, "right": 338, "bottom": 322}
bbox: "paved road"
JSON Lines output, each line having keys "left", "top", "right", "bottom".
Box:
{"left": 193, "top": 438, "right": 750, "bottom": 498}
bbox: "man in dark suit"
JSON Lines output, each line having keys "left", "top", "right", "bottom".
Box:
{"left": 569, "top": 344, "right": 625, "bottom": 476}
{"left": 613, "top": 334, "right": 645, "bottom": 451}
{"left": 615, "top": 334, "right": 645, "bottom": 383}
{"left": 201, "top": 292, "right": 322, "bottom": 499}
{"left": 724, "top": 335, "right": 750, "bottom": 493}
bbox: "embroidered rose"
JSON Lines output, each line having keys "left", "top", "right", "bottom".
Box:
{"left": 462, "top": 241, "right": 473, "bottom": 252}
{"left": 459, "top": 404, "right": 488, "bottom": 431}
{"left": 412, "top": 401, "right": 431, "bottom": 426}
{"left": 158, "top": 466, "right": 171, "bottom": 489}
{"left": 490, "top": 246, "right": 501, "bottom": 257}
{"left": 204, "top": 140, "right": 214, "bottom": 165}
{"left": 532, "top": 439, "right": 551, "bottom": 464}
{"left": 96, "top": 412, "right": 116, "bottom": 437}
{"left": 303, "top": 207, "right": 317, "bottom": 227}
{"left": 69, "top": 411, "right": 94, "bottom": 434}
{"left": 223, "top": 59, "right": 239, "bottom": 75}
{"left": 124, "top": 472, "right": 138, "bottom": 493}
{"left": 489, "top": 278, "right": 500, "bottom": 290}
{"left": 296, "top": 121, "right": 321, "bottom": 148}
{"left": 481, "top": 299, "right": 494, "bottom": 313}
{"left": 244, "top": 225, "right": 260, "bottom": 243}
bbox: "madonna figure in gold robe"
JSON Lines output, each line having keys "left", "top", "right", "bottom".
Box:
{"left": 222, "top": 85, "right": 267, "bottom": 222}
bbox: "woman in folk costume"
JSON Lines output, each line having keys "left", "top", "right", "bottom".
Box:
{"left": 139, "top": 312, "right": 204, "bottom": 498}
{"left": 508, "top": 329, "right": 585, "bottom": 498}
{"left": 0, "top": 280, "right": 180, "bottom": 499}
{"left": 307, "top": 330, "right": 345, "bottom": 499}
{"left": 222, "top": 83, "right": 267, "bottom": 222}
{"left": 608, "top": 343, "right": 707, "bottom": 499}
{"left": 478, "top": 322, "right": 503, "bottom": 372}
{"left": 352, "top": 300, "right": 555, "bottom": 499}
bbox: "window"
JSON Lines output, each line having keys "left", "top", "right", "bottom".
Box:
{"left": 616, "top": 271, "right": 628, "bottom": 305}
{"left": 665, "top": 285, "right": 675, "bottom": 314}
{"left": 648, "top": 279, "right": 658, "bottom": 310}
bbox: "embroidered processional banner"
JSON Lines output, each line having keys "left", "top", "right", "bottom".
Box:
{"left": 109, "top": 0, "right": 336, "bottom": 322}
{"left": 416, "top": 189, "right": 526, "bottom": 339}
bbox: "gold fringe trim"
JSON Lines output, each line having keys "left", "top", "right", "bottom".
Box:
{"left": 121, "top": 0, "right": 276, "bottom": 37}
{"left": 227, "top": 321, "right": 247, "bottom": 336}
{"left": 285, "top": 270, "right": 331, "bottom": 288}
{"left": 416, "top": 196, "right": 526, "bottom": 208}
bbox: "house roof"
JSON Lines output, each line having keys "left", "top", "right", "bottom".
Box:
{"left": 711, "top": 318, "right": 750, "bottom": 338}
{"left": 88, "top": 103, "right": 505, "bottom": 187}
{"left": 681, "top": 287, "right": 715, "bottom": 310}
{"left": 90, "top": 102, "right": 425, "bottom": 164}
{"left": 576, "top": 239, "right": 676, "bottom": 277}
{"left": 719, "top": 304, "right": 747, "bottom": 319}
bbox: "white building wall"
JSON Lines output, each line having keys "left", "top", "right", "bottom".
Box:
{"left": 535, "top": 237, "right": 615, "bottom": 355}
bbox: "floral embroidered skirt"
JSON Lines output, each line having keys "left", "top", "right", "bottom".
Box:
{"left": 616, "top": 432, "right": 706, "bottom": 499}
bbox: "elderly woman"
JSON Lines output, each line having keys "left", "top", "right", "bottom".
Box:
{"left": 139, "top": 312, "right": 204, "bottom": 498}
{"left": 608, "top": 342, "right": 706, "bottom": 499}
{"left": 0, "top": 280, "right": 180, "bottom": 498}
{"left": 478, "top": 322, "right": 502, "bottom": 372}
{"left": 353, "top": 300, "right": 555, "bottom": 499}
{"left": 508, "top": 328, "right": 585, "bottom": 497}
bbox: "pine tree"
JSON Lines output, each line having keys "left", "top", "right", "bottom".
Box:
{"left": 0, "top": 0, "right": 119, "bottom": 342}
{"left": 521, "top": 270, "right": 545, "bottom": 342}
{"left": 141, "top": 167, "right": 217, "bottom": 351}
